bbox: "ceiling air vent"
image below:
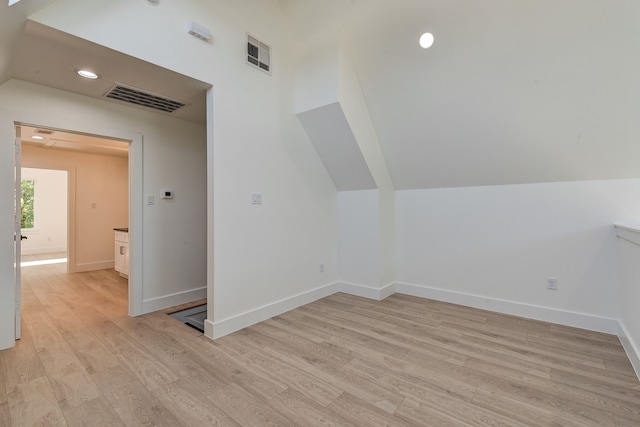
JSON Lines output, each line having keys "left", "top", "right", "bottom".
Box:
{"left": 104, "top": 84, "right": 185, "bottom": 113}
{"left": 247, "top": 34, "right": 271, "bottom": 74}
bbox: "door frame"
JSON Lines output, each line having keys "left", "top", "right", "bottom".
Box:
{"left": 6, "top": 113, "right": 144, "bottom": 328}
{"left": 13, "top": 126, "right": 21, "bottom": 340}
{"left": 20, "top": 165, "right": 74, "bottom": 272}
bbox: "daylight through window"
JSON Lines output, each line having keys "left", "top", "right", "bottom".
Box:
{"left": 21, "top": 179, "right": 35, "bottom": 229}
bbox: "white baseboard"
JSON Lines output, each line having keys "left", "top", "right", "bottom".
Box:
{"left": 202, "top": 279, "right": 627, "bottom": 371}
{"left": 142, "top": 286, "right": 207, "bottom": 314}
{"left": 338, "top": 281, "right": 396, "bottom": 301}
{"left": 395, "top": 282, "right": 620, "bottom": 335}
{"left": 75, "top": 260, "right": 114, "bottom": 272}
{"left": 206, "top": 282, "right": 338, "bottom": 340}
{"left": 618, "top": 321, "right": 640, "bottom": 381}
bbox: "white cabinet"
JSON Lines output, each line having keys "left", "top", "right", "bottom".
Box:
{"left": 114, "top": 230, "right": 129, "bottom": 278}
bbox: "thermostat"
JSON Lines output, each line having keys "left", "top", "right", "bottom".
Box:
{"left": 162, "top": 190, "right": 173, "bottom": 199}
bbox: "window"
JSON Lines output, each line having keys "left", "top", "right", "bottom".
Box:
{"left": 8, "top": 0, "right": 22, "bottom": 5}
{"left": 21, "top": 179, "right": 35, "bottom": 229}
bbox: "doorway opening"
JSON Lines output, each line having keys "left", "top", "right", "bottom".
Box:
{"left": 14, "top": 122, "right": 139, "bottom": 333}
{"left": 19, "top": 167, "right": 68, "bottom": 267}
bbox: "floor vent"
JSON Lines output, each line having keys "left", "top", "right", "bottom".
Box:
{"left": 104, "top": 84, "right": 186, "bottom": 113}
{"left": 168, "top": 304, "right": 206, "bottom": 333}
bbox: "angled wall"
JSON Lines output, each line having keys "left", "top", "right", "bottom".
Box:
{"left": 297, "top": 103, "right": 375, "bottom": 191}
{"left": 295, "top": 29, "right": 395, "bottom": 294}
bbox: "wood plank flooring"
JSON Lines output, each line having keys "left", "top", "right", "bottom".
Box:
{"left": 1, "top": 262, "right": 639, "bottom": 426}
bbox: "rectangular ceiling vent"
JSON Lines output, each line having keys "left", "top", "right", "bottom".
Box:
{"left": 104, "top": 84, "right": 186, "bottom": 113}
{"left": 247, "top": 34, "right": 271, "bottom": 74}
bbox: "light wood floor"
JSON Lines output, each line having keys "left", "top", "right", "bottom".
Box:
{"left": 1, "top": 263, "right": 639, "bottom": 426}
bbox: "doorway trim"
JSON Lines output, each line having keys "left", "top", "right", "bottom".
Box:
{"left": 6, "top": 112, "right": 144, "bottom": 324}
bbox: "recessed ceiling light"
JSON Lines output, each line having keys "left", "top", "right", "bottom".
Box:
{"left": 76, "top": 69, "right": 100, "bottom": 79}
{"left": 419, "top": 32, "right": 435, "bottom": 49}
{"left": 31, "top": 135, "right": 44, "bottom": 140}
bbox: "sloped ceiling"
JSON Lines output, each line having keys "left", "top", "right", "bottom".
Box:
{"left": 1, "top": 0, "right": 210, "bottom": 125}
{"left": 0, "top": 0, "right": 59, "bottom": 84}
{"left": 12, "top": 20, "right": 209, "bottom": 123}
{"left": 3, "top": 0, "right": 640, "bottom": 190}
{"left": 281, "top": 0, "right": 640, "bottom": 190}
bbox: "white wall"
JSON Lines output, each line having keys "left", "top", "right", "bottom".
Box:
{"left": 294, "top": 26, "right": 340, "bottom": 115}
{"left": 338, "top": 190, "right": 380, "bottom": 288}
{"left": 0, "top": 79, "right": 208, "bottom": 348}
{"left": 20, "top": 167, "right": 68, "bottom": 255}
{"left": 396, "top": 179, "right": 640, "bottom": 332}
{"left": 29, "top": 0, "right": 340, "bottom": 339}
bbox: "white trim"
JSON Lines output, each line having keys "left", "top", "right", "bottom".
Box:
{"left": 128, "top": 133, "right": 143, "bottom": 316}
{"left": 142, "top": 286, "right": 207, "bottom": 314}
{"left": 205, "top": 87, "right": 215, "bottom": 339}
{"left": 204, "top": 280, "right": 619, "bottom": 342}
{"left": 614, "top": 224, "right": 640, "bottom": 246}
{"left": 337, "top": 281, "right": 396, "bottom": 301}
{"left": 201, "top": 279, "right": 640, "bottom": 382}
{"left": 206, "top": 282, "right": 338, "bottom": 339}
{"left": 379, "top": 282, "right": 396, "bottom": 300}
{"left": 75, "top": 261, "right": 114, "bottom": 272}
{"left": 395, "top": 282, "right": 619, "bottom": 335}
{"left": 618, "top": 321, "right": 640, "bottom": 381}
{"left": 9, "top": 113, "right": 143, "bottom": 318}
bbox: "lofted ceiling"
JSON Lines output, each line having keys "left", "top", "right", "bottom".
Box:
{"left": 280, "top": 0, "right": 640, "bottom": 189}
{"left": 3, "top": 0, "right": 640, "bottom": 189}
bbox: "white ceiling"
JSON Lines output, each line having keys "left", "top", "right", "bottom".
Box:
{"left": 0, "top": 0, "right": 58, "bottom": 84}
{"left": 21, "top": 125, "right": 129, "bottom": 157}
{"left": 12, "top": 20, "right": 210, "bottom": 124}
{"left": 1, "top": 1, "right": 210, "bottom": 128}
{"left": 0, "top": 0, "right": 210, "bottom": 157}
{"left": 3, "top": 0, "right": 640, "bottom": 189}
{"left": 281, "top": 0, "right": 640, "bottom": 189}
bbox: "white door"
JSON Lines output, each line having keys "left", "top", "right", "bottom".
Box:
{"left": 14, "top": 126, "right": 22, "bottom": 340}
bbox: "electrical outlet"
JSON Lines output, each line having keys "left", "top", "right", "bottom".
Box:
{"left": 546, "top": 277, "right": 558, "bottom": 290}
{"left": 320, "top": 263, "right": 324, "bottom": 273}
